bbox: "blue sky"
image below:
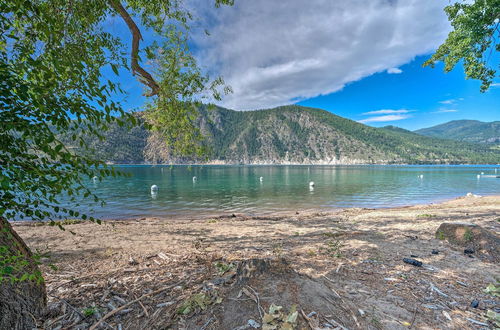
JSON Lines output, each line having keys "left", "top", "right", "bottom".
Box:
{"left": 298, "top": 55, "right": 500, "bottom": 130}
{"left": 105, "top": 0, "right": 499, "bottom": 131}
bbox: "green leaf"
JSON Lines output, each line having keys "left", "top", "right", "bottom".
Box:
{"left": 111, "top": 64, "right": 119, "bottom": 76}
{"left": 484, "top": 284, "right": 500, "bottom": 297}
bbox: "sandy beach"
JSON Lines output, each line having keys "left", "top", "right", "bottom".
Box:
{"left": 14, "top": 195, "right": 500, "bottom": 329}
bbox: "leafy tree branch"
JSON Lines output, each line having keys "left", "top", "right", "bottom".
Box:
{"left": 425, "top": 0, "right": 500, "bottom": 91}
{"left": 108, "top": 0, "right": 160, "bottom": 96}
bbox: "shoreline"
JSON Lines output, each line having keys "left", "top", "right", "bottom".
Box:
{"left": 10, "top": 193, "right": 500, "bottom": 224}
{"left": 14, "top": 195, "right": 500, "bottom": 329}
{"left": 107, "top": 163, "right": 500, "bottom": 166}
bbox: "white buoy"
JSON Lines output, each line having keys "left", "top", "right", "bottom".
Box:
{"left": 309, "top": 181, "right": 315, "bottom": 187}
{"left": 418, "top": 174, "right": 423, "bottom": 179}
{"left": 192, "top": 176, "right": 197, "bottom": 182}
{"left": 481, "top": 172, "right": 484, "bottom": 175}
{"left": 151, "top": 184, "right": 158, "bottom": 192}
{"left": 259, "top": 176, "right": 263, "bottom": 182}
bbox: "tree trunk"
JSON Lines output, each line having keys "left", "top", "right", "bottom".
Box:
{"left": 0, "top": 217, "right": 47, "bottom": 329}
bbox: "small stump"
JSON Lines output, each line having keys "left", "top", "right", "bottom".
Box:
{"left": 185, "top": 258, "right": 365, "bottom": 329}
{"left": 436, "top": 223, "right": 500, "bottom": 262}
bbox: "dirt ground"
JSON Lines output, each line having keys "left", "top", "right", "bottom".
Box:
{"left": 14, "top": 195, "right": 500, "bottom": 329}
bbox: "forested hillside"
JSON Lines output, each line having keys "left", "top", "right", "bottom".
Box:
{"left": 61, "top": 106, "right": 500, "bottom": 164}
{"left": 415, "top": 120, "right": 500, "bottom": 144}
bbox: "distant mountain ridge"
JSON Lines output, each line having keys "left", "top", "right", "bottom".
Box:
{"left": 62, "top": 105, "right": 500, "bottom": 164}
{"left": 415, "top": 120, "right": 500, "bottom": 144}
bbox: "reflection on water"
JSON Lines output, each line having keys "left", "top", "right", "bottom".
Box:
{"left": 59, "top": 165, "right": 499, "bottom": 219}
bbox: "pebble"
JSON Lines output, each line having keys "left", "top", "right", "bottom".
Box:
{"left": 464, "top": 248, "right": 475, "bottom": 254}
{"left": 247, "top": 319, "right": 260, "bottom": 329}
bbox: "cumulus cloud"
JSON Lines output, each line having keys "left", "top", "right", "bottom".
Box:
{"left": 387, "top": 67, "right": 403, "bottom": 74}
{"left": 362, "top": 109, "right": 412, "bottom": 115}
{"left": 358, "top": 114, "right": 411, "bottom": 123}
{"left": 192, "top": 0, "right": 450, "bottom": 110}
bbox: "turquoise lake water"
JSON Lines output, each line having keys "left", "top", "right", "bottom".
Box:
{"left": 66, "top": 165, "right": 500, "bottom": 219}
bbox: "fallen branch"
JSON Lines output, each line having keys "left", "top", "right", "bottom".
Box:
{"left": 300, "top": 309, "right": 319, "bottom": 329}
{"left": 429, "top": 282, "right": 449, "bottom": 298}
{"left": 409, "top": 304, "right": 419, "bottom": 328}
{"left": 322, "top": 276, "right": 360, "bottom": 328}
{"left": 200, "top": 316, "right": 216, "bottom": 330}
{"left": 137, "top": 301, "right": 149, "bottom": 317}
{"left": 243, "top": 285, "right": 264, "bottom": 319}
{"left": 466, "top": 318, "right": 489, "bottom": 326}
{"left": 326, "top": 317, "right": 349, "bottom": 330}
{"left": 89, "top": 282, "right": 182, "bottom": 330}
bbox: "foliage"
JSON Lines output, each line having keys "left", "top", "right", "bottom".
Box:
{"left": 417, "top": 214, "right": 436, "bottom": 218}
{"left": 484, "top": 283, "right": 500, "bottom": 297}
{"left": 214, "top": 261, "right": 234, "bottom": 275}
{"left": 486, "top": 309, "right": 500, "bottom": 327}
{"left": 262, "top": 303, "right": 298, "bottom": 330}
{"left": 320, "top": 239, "right": 344, "bottom": 258}
{"left": 177, "top": 291, "right": 222, "bottom": 315}
{"left": 82, "top": 307, "right": 99, "bottom": 317}
{"left": 0, "top": 245, "right": 44, "bottom": 284}
{"left": 0, "top": 0, "right": 231, "bottom": 224}
{"left": 436, "top": 230, "right": 445, "bottom": 240}
{"left": 424, "top": 0, "right": 500, "bottom": 91}
{"left": 1, "top": 0, "right": 126, "bottom": 222}
{"left": 463, "top": 228, "right": 474, "bottom": 242}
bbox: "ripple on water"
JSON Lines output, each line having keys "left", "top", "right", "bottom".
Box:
{"left": 40, "top": 165, "right": 500, "bottom": 220}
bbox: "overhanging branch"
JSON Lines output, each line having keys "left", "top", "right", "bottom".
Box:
{"left": 109, "top": 0, "right": 160, "bottom": 97}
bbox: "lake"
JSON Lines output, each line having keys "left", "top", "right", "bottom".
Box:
{"left": 62, "top": 165, "right": 500, "bottom": 220}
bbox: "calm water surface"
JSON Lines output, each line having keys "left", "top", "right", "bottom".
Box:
{"left": 68, "top": 165, "right": 499, "bottom": 219}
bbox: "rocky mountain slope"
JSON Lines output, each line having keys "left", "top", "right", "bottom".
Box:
{"left": 62, "top": 105, "right": 500, "bottom": 164}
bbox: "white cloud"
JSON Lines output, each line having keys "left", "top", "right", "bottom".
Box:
{"left": 192, "top": 0, "right": 450, "bottom": 110}
{"left": 362, "top": 109, "right": 412, "bottom": 115}
{"left": 491, "top": 83, "right": 500, "bottom": 88}
{"left": 387, "top": 67, "right": 403, "bottom": 74}
{"left": 358, "top": 114, "right": 411, "bottom": 123}
{"left": 434, "top": 109, "right": 458, "bottom": 113}
{"left": 439, "top": 99, "right": 456, "bottom": 104}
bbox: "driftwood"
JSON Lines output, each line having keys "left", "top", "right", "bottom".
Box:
{"left": 89, "top": 282, "right": 182, "bottom": 330}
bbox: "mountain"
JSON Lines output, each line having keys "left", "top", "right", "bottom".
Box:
{"left": 415, "top": 120, "right": 500, "bottom": 144}
{"left": 62, "top": 105, "right": 500, "bottom": 164}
